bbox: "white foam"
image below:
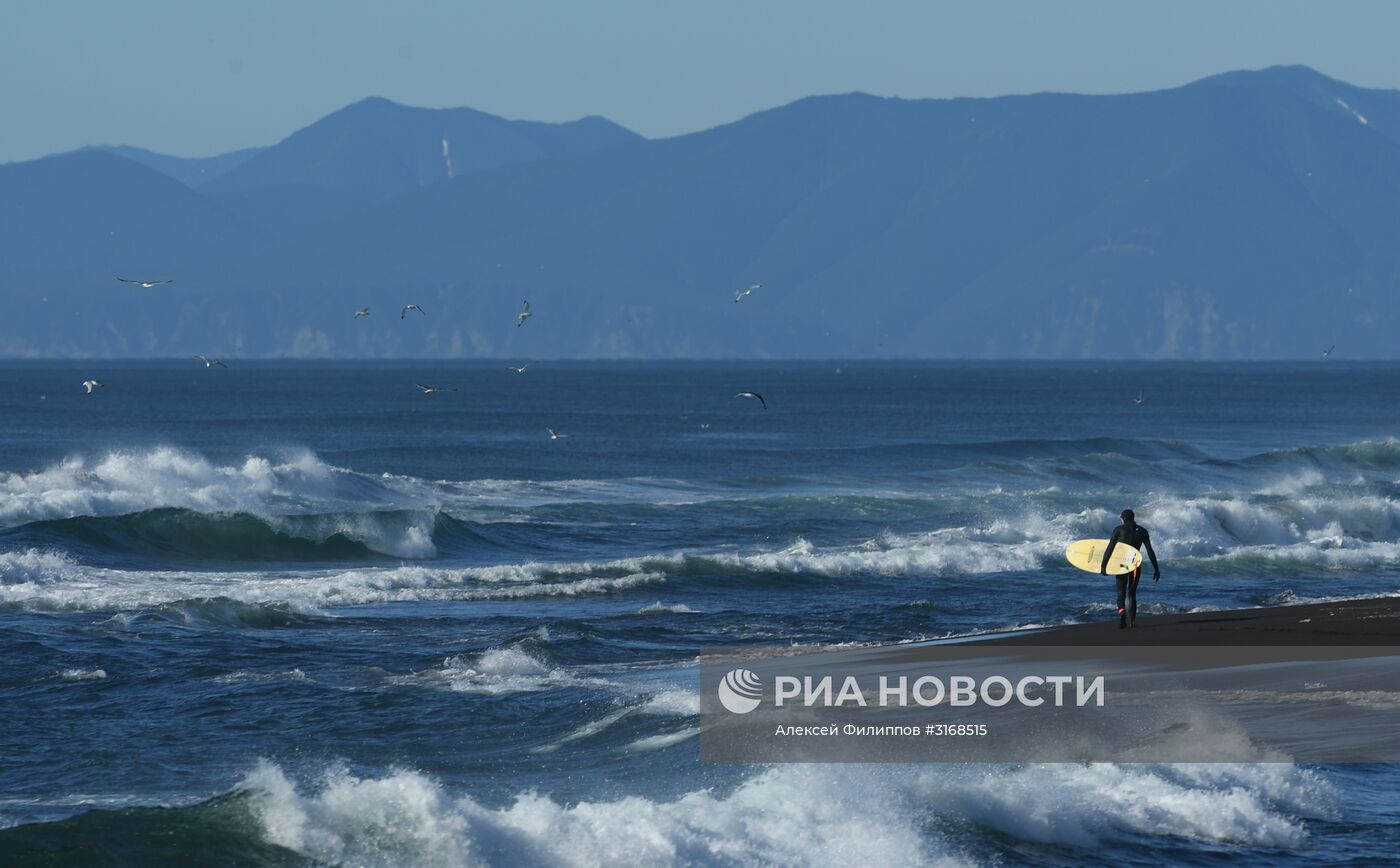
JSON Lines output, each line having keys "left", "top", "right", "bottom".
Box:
{"left": 1259, "top": 588, "right": 1400, "bottom": 607}
{"left": 1209, "top": 688, "right": 1400, "bottom": 711}
{"left": 214, "top": 668, "right": 311, "bottom": 685}
{"left": 721, "top": 485, "right": 1400, "bottom": 583}
{"left": 241, "top": 762, "right": 960, "bottom": 868}
{"left": 626, "top": 728, "right": 699, "bottom": 752}
{"left": 1146, "top": 493, "right": 1400, "bottom": 555}
{"left": 533, "top": 688, "right": 701, "bottom": 753}
{"left": 790, "top": 533, "right": 1013, "bottom": 575}
{"left": 0, "top": 447, "right": 343, "bottom": 526}
{"left": 919, "top": 762, "right": 1334, "bottom": 849}
{"left": 0, "top": 554, "right": 664, "bottom": 613}
{"left": 10, "top": 471, "right": 1400, "bottom": 617}
{"left": 467, "top": 648, "right": 548, "bottom": 677}
{"left": 1082, "top": 601, "right": 1200, "bottom": 616}
{"left": 1186, "top": 541, "right": 1400, "bottom": 572}
{"left": 641, "top": 689, "right": 700, "bottom": 716}
{"left": 395, "top": 647, "right": 599, "bottom": 696}
{"left": 534, "top": 707, "right": 636, "bottom": 753}
{"left": 739, "top": 491, "right": 1400, "bottom": 580}
{"left": 241, "top": 760, "right": 1331, "bottom": 867}
{"left": 632, "top": 602, "right": 699, "bottom": 615}
{"left": 437, "top": 475, "right": 711, "bottom": 509}
{"left": 58, "top": 668, "right": 107, "bottom": 681}
{"left": 728, "top": 490, "right": 1400, "bottom": 580}
{"left": 705, "top": 528, "right": 1054, "bottom": 578}
{"left": 0, "top": 548, "right": 77, "bottom": 583}
{"left": 0, "top": 447, "right": 447, "bottom": 557}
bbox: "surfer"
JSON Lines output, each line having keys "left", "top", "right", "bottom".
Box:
{"left": 1100, "top": 509, "right": 1160, "bottom": 629}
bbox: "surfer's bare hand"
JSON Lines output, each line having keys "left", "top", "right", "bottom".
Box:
{"left": 1153, "top": 570, "right": 1161, "bottom": 582}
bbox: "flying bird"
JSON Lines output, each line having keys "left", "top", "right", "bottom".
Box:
{"left": 1322, "top": 344, "right": 1335, "bottom": 357}
{"left": 735, "top": 284, "right": 760, "bottom": 303}
{"left": 82, "top": 379, "right": 104, "bottom": 394}
{"left": 508, "top": 364, "right": 530, "bottom": 374}
{"left": 415, "top": 383, "right": 457, "bottom": 394}
{"left": 401, "top": 304, "right": 425, "bottom": 319}
{"left": 517, "top": 300, "right": 532, "bottom": 327}
{"left": 116, "top": 278, "right": 173, "bottom": 287}
{"left": 734, "top": 391, "right": 767, "bottom": 410}
{"left": 354, "top": 307, "right": 370, "bottom": 319}
{"left": 194, "top": 355, "right": 227, "bottom": 368}
{"left": 1133, "top": 391, "right": 1144, "bottom": 405}
{"left": 547, "top": 427, "right": 568, "bottom": 440}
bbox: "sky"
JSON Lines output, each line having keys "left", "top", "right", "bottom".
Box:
{"left": 4, "top": 0, "right": 1399, "bottom": 163}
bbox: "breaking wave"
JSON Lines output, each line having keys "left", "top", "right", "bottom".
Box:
{"left": 0, "top": 760, "right": 1334, "bottom": 867}
{"left": 4, "top": 507, "right": 443, "bottom": 562}
{"left": 7, "top": 438, "right": 1400, "bottom": 620}
{"left": 231, "top": 759, "right": 1343, "bottom": 865}
{"left": 0, "top": 548, "right": 666, "bottom": 614}
{"left": 0, "top": 447, "right": 381, "bottom": 526}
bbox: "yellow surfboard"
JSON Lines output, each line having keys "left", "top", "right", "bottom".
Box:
{"left": 1065, "top": 538, "right": 1142, "bottom": 575}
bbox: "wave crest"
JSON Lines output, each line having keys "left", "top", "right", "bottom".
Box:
{"left": 0, "top": 447, "right": 353, "bottom": 527}
{"left": 7, "top": 507, "right": 441, "bottom": 562}
{"left": 232, "top": 760, "right": 1332, "bottom": 867}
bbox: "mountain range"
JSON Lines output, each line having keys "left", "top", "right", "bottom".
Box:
{"left": 3, "top": 65, "right": 1397, "bottom": 359}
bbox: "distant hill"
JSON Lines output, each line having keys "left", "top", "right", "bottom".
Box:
{"left": 0, "top": 151, "right": 270, "bottom": 356}
{"left": 216, "top": 65, "right": 1400, "bottom": 359}
{"left": 78, "top": 144, "right": 266, "bottom": 187}
{"left": 5, "top": 67, "right": 1400, "bottom": 359}
{"left": 199, "top": 97, "right": 643, "bottom": 235}
{"left": 0, "top": 150, "right": 266, "bottom": 281}
{"left": 0, "top": 153, "right": 270, "bottom": 358}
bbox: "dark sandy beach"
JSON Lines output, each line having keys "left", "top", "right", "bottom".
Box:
{"left": 990, "top": 596, "right": 1400, "bottom": 645}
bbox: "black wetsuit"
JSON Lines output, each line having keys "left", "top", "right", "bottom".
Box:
{"left": 1100, "top": 522, "right": 1159, "bottom": 626}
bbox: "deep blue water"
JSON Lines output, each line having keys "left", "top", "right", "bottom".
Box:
{"left": 1, "top": 360, "right": 1398, "bottom": 866}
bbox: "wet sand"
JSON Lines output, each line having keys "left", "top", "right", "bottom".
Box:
{"left": 988, "top": 596, "right": 1400, "bottom": 645}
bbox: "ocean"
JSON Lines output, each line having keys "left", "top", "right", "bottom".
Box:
{"left": 1, "top": 359, "right": 1398, "bottom": 866}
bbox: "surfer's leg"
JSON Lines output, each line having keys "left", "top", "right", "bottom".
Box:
{"left": 1128, "top": 569, "right": 1140, "bottom": 625}
{"left": 1116, "top": 574, "right": 1128, "bottom": 628}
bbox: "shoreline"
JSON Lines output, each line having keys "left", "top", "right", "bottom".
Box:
{"left": 973, "top": 595, "right": 1400, "bottom": 645}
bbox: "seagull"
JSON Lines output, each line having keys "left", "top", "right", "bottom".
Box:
{"left": 401, "top": 304, "right": 425, "bottom": 319}
{"left": 1133, "top": 391, "right": 1144, "bottom": 405}
{"left": 1322, "top": 344, "right": 1335, "bottom": 357}
{"left": 547, "top": 427, "right": 568, "bottom": 440}
{"left": 415, "top": 383, "right": 457, "bottom": 394}
{"left": 194, "top": 355, "right": 227, "bottom": 368}
{"left": 82, "top": 379, "right": 104, "bottom": 394}
{"left": 508, "top": 364, "right": 529, "bottom": 374}
{"left": 354, "top": 307, "right": 370, "bottom": 319}
{"left": 517, "top": 300, "right": 532, "bottom": 327}
{"left": 116, "top": 278, "right": 173, "bottom": 287}
{"left": 735, "top": 284, "right": 760, "bottom": 303}
{"left": 734, "top": 391, "right": 767, "bottom": 410}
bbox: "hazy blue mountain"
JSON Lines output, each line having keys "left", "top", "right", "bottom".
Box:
{"left": 199, "top": 97, "right": 643, "bottom": 235}
{"left": 6, "top": 66, "right": 1400, "bottom": 358}
{"left": 0, "top": 151, "right": 271, "bottom": 356}
{"left": 77, "top": 144, "right": 266, "bottom": 187}
{"left": 0, "top": 150, "right": 266, "bottom": 280}
{"left": 1193, "top": 65, "right": 1400, "bottom": 147}
{"left": 183, "top": 65, "right": 1399, "bottom": 359}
